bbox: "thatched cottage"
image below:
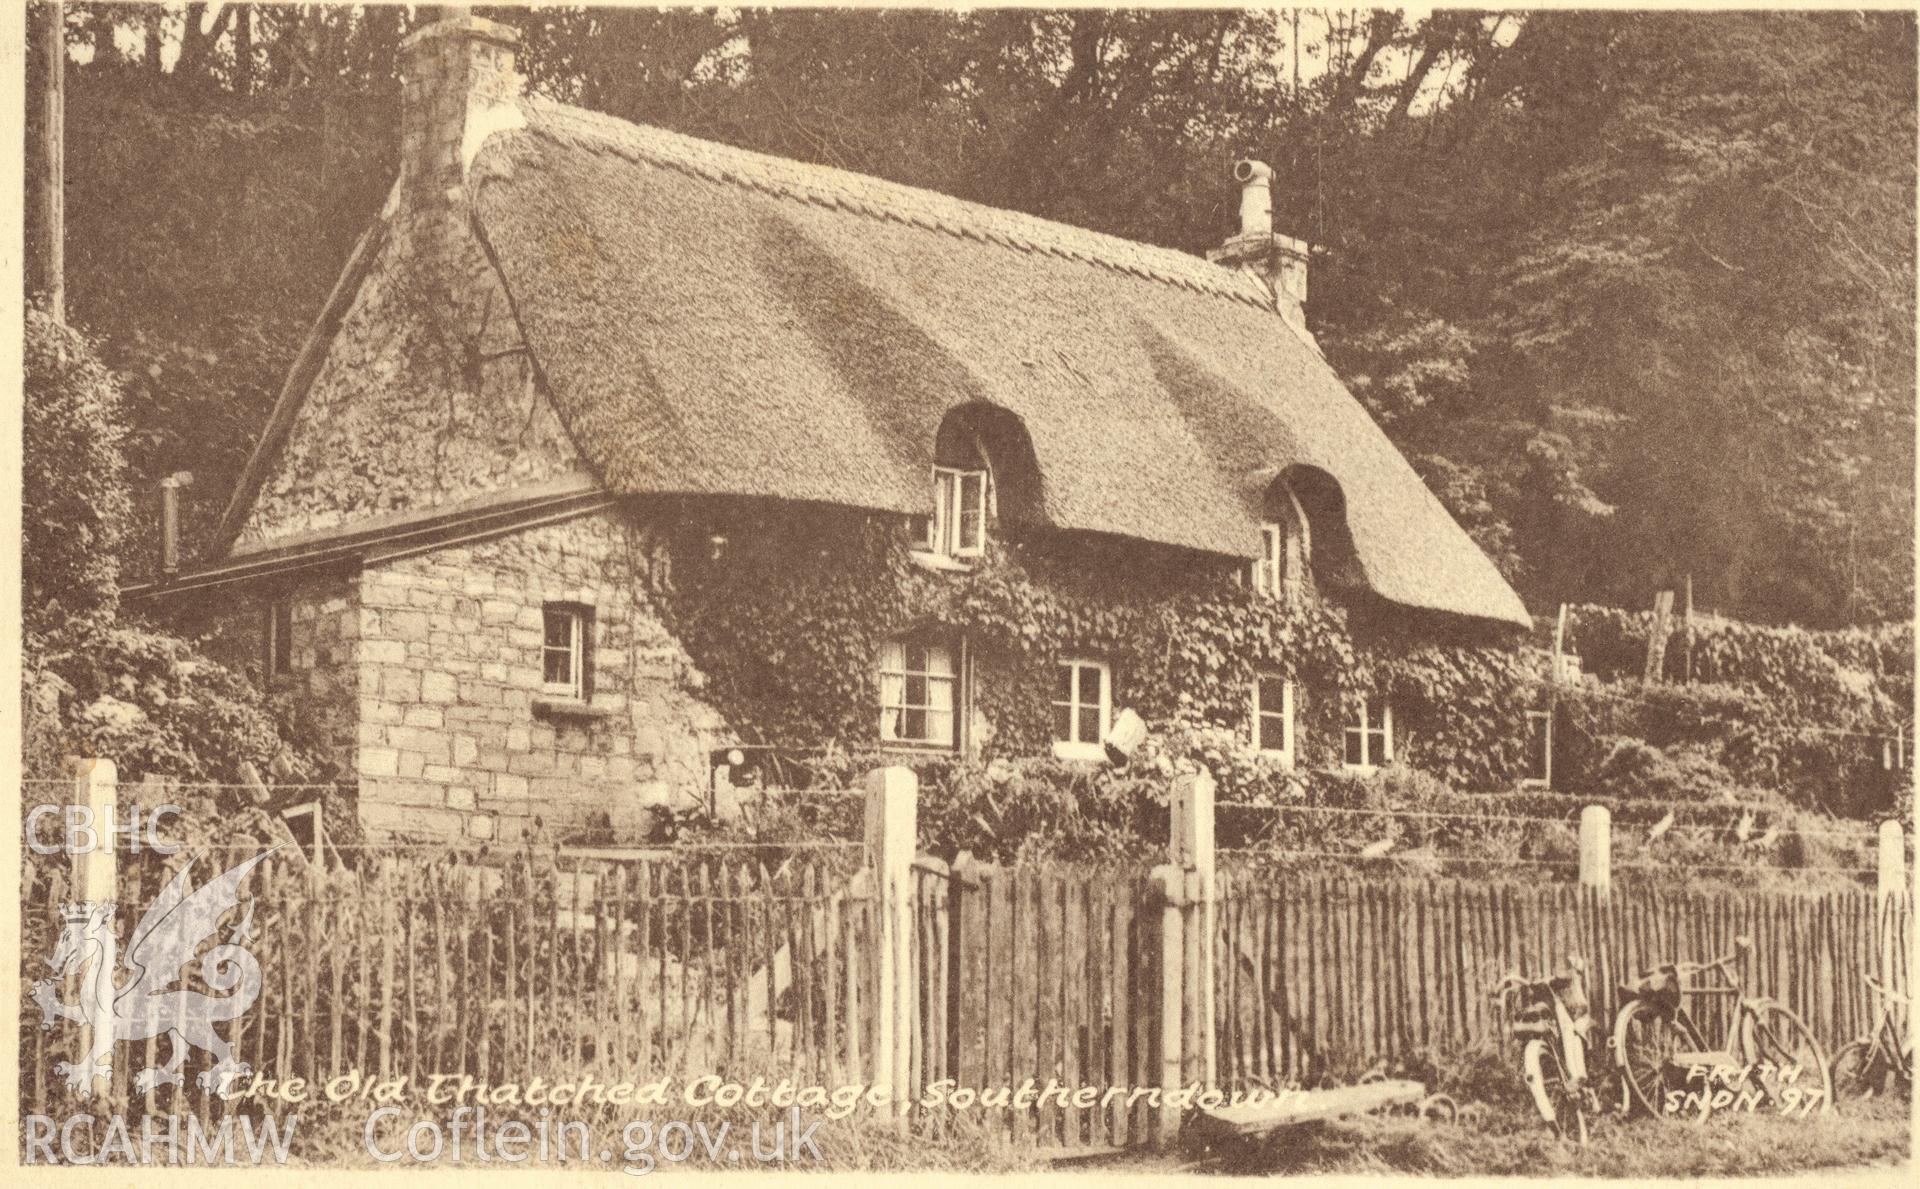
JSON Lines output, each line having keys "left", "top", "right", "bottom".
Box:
{"left": 131, "top": 13, "right": 1531, "bottom": 841}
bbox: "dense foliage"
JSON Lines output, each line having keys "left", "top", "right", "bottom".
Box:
{"left": 31, "top": 4, "right": 1915, "bottom": 627}
{"left": 21, "top": 305, "right": 331, "bottom": 795}
{"left": 22, "top": 307, "right": 130, "bottom": 641}
{"left": 652, "top": 501, "right": 1536, "bottom": 785}
{"left": 652, "top": 504, "right": 1910, "bottom": 863}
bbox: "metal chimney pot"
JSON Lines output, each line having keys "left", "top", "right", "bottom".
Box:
{"left": 159, "top": 471, "right": 194, "bottom": 576}
{"left": 1233, "top": 159, "right": 1274, "bottom": 239}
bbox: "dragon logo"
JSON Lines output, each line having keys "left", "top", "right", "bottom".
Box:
{"left": 33, "top": 849, "right": 276, "bottom": 1099}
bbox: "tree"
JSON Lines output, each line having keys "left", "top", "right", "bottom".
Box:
{"left": 31, "top": 5, "right": 1916, "bottom": 627}
{"left": 23, "top": 306, "right": 131, "bottom": 642}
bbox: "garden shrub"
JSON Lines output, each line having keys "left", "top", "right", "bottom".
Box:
{"left": 22, "top": 304, "right": 341, "bottom": 847}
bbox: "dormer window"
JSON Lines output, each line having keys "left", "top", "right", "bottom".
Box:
{"left": 929, "top": 466, "right": 989, "bottom": 559}
{"left": 1251, "top": 482, "right": 1310, "bottom": 600}
{"left": 1253, "top": 522, "right": 1288, "bottom": 596}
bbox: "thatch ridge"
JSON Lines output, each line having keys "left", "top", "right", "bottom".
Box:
{"left": 520, "top": 98, "right": 1277, "bottom": 311}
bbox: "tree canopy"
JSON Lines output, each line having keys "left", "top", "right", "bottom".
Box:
{"left": 31, "top": 3, "right": 1916, "bottom": 627}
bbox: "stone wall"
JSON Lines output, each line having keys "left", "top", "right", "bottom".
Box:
{"left": 355, "top": 509, "right": 728, "bottom": 841}
{"left": 235, "top": 14, "right": 575, "bottom": 555}
{"left": 170, "top": 570, "right": 363, "bottom": 781}
{"left": 234, "top": 216, "right": 587, "bottom": 549}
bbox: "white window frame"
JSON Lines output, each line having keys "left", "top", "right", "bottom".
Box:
{"left": 929, "top": 465, "right": 990, "bottom": 559}
{"left": 1251, "top": 674, "right": 1295, "bottom": 767}
{"left": 877, "top": 637, "right": 960, "bottom": 750}
{"left": 1523, "top": 709, "right": 1553, "bottom": 788}
{"left": 1052, "top": 658, "right": 1112, "bottom": 761}
{"left": 1251, "top": 487, "right": 1311, "bottom": 599}
{"left": 266, "top": 599, "right": 294, "bottom": 676}
{"left": 1343, "top": 697, "right": 1394, "bottom": 772}
{"left": 1252, "top": 522, "right": 1284, "bottom": 596}
{"left": 541, "top": 604, "right": 586, "bottom": 700}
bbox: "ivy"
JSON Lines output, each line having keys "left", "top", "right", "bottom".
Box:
{"left": 656, "top": 504, "right": 1534, "bottom": 784}
{"left": 650, "top": 506, "right": 1908, "bottom": 837}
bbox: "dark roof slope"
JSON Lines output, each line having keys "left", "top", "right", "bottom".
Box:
{"left": 467, "top": 98, "right": 1530, "bottom": 628}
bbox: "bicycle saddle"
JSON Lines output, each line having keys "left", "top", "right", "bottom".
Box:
{"left": 1618, "top": 966, "right": 1679, "bottom": 1005}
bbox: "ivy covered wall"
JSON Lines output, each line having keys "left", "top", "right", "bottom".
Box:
{"left": 643, "top": 499, "right": 1909, "bottom": 826}
{"left": 647, "top": 498, "right": 1543, "bottom": 790}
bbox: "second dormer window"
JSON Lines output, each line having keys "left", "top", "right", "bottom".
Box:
{"left": 930, "top": 466, "right": 988, "bottom": 558}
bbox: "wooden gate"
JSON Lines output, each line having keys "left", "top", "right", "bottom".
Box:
{"left": 911, "top": 858, "right": 1168, "bottom": 1150}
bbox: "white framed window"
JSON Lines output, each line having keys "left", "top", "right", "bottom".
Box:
{"left": 929, "top": 466, "right": 989, "bottom": 559}
{"left": 1252, "top": 523, "right": 1285, "bottom": 596}
{"left": 1052, "top": 659, "right": 1112, "bottom": 760}
{"left": 878, "top": 638, "right": 959, "bottom": 749}
{"left": 1252, "top": 674, "right": 1294, "bottom": 765}
{"left": 1523, "top": 709, "right": 1553, "bottom": 787}
{"left": 265, "top": 599, "right": 294, "bottom": 676}
{"left": 1251, "top": 486, "right": 1310, "bottom": 599}
{"left": 1343, "top": 697, "right": 1394, "bottom": 771}
{"left": 542, "top": 603, "right": 587, "bottom": 700}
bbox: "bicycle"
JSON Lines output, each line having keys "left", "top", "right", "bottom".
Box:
{"left": 1832, "top": 974, "right": 1911, "bottom": 1100}
{"left": 1612, "top": 935, "right": 1832, "bottom": 1122}
{"left": 1494, "top": 956, "right": 1599, "bottom": 1144}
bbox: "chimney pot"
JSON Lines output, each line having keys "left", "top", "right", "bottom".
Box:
{"left": 1233, "top": 159, "right": 1274, "bottom": 238}
{"left": 1209, "top": 159, "right": 1311, "bottom": 334}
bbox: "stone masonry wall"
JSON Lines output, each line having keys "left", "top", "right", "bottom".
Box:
{"left": 171, "top": 570, "right": 363, "bottom": 781}
{"left": 355, "top": 509, "right": 727, "bottom": 842}
{"left": 234, "top": 213, "right": 587, "bottom": 548}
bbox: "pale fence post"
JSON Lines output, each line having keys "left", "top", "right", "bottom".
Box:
{"left": 1172, "top": 769, "right": 1217, "bottom": 1094}
{"left": 1150, "top": 863, "right": 1184, "bottom": 1149}
{"left": 1878, "top": 820, "right": 1906, "bottom": 1011}
{"left": 1579, "top": 805, "right": 1612, "bottom": 899}
{"left": 1153, "top": 767, "right": 1217, "bottom": 1148}
{"left": 72, "top": 758, "right": 117, "bottom": 1102}
{"left": 864, "top": 766, "right": 917, "bottom": 1127}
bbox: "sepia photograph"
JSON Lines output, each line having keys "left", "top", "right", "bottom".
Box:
{"left": 10, "top": 1, "right": 1916, "bottom": 1179}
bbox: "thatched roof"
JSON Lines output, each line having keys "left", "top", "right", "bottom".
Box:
{"left": 460, "top": 99, "right": 1529, "bottom": 628}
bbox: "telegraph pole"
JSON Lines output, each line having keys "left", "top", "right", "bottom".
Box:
{"left": 29, "top": 1, "right": 65, "bottom": 323}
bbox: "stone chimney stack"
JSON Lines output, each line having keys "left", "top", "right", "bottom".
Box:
{"left": 395, "top": 9, "right": 524, "bottom": 257}
{"left": 1208, "top": 159, "right": 1311, "bottom": 330}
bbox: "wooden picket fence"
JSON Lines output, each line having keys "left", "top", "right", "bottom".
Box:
{"left": 17, "top": 763, "right": 1915, "bottom": 1158}
{"left": 20, "top": 848, "right": 874, "bottom": 1121}
{"left": 1209, "top": 871, "right": 1915, "bottom": 1094}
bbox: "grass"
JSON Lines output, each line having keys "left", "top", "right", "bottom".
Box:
{"left": 1180, "top": 1093, "right": 1911, "bottom": 1178}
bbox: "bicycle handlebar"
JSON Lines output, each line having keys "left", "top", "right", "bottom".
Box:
{"left": 1666, "top": 935, "right": 1751, "bottom": 980}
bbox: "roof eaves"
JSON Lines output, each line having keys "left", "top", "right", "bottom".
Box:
{"left": 129, "top": 478, "right": 612, "bottom": 602}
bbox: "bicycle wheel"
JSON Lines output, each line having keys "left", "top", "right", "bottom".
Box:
{"left": 1523, "top": 1037, "right": 1590, "bottom": 1145}
{"left": 1831, "top": 1039, "right": 1880, "bottom": 1100}
{"left": 1886, "top": 1016, "right": 1912, "bottom": 1097}
{"left": 1614, "top": 999, "right": 1709, "bottom": 1120}
{"left": 1744, "top": 1003, "right": 1833, "bottom": 1113}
